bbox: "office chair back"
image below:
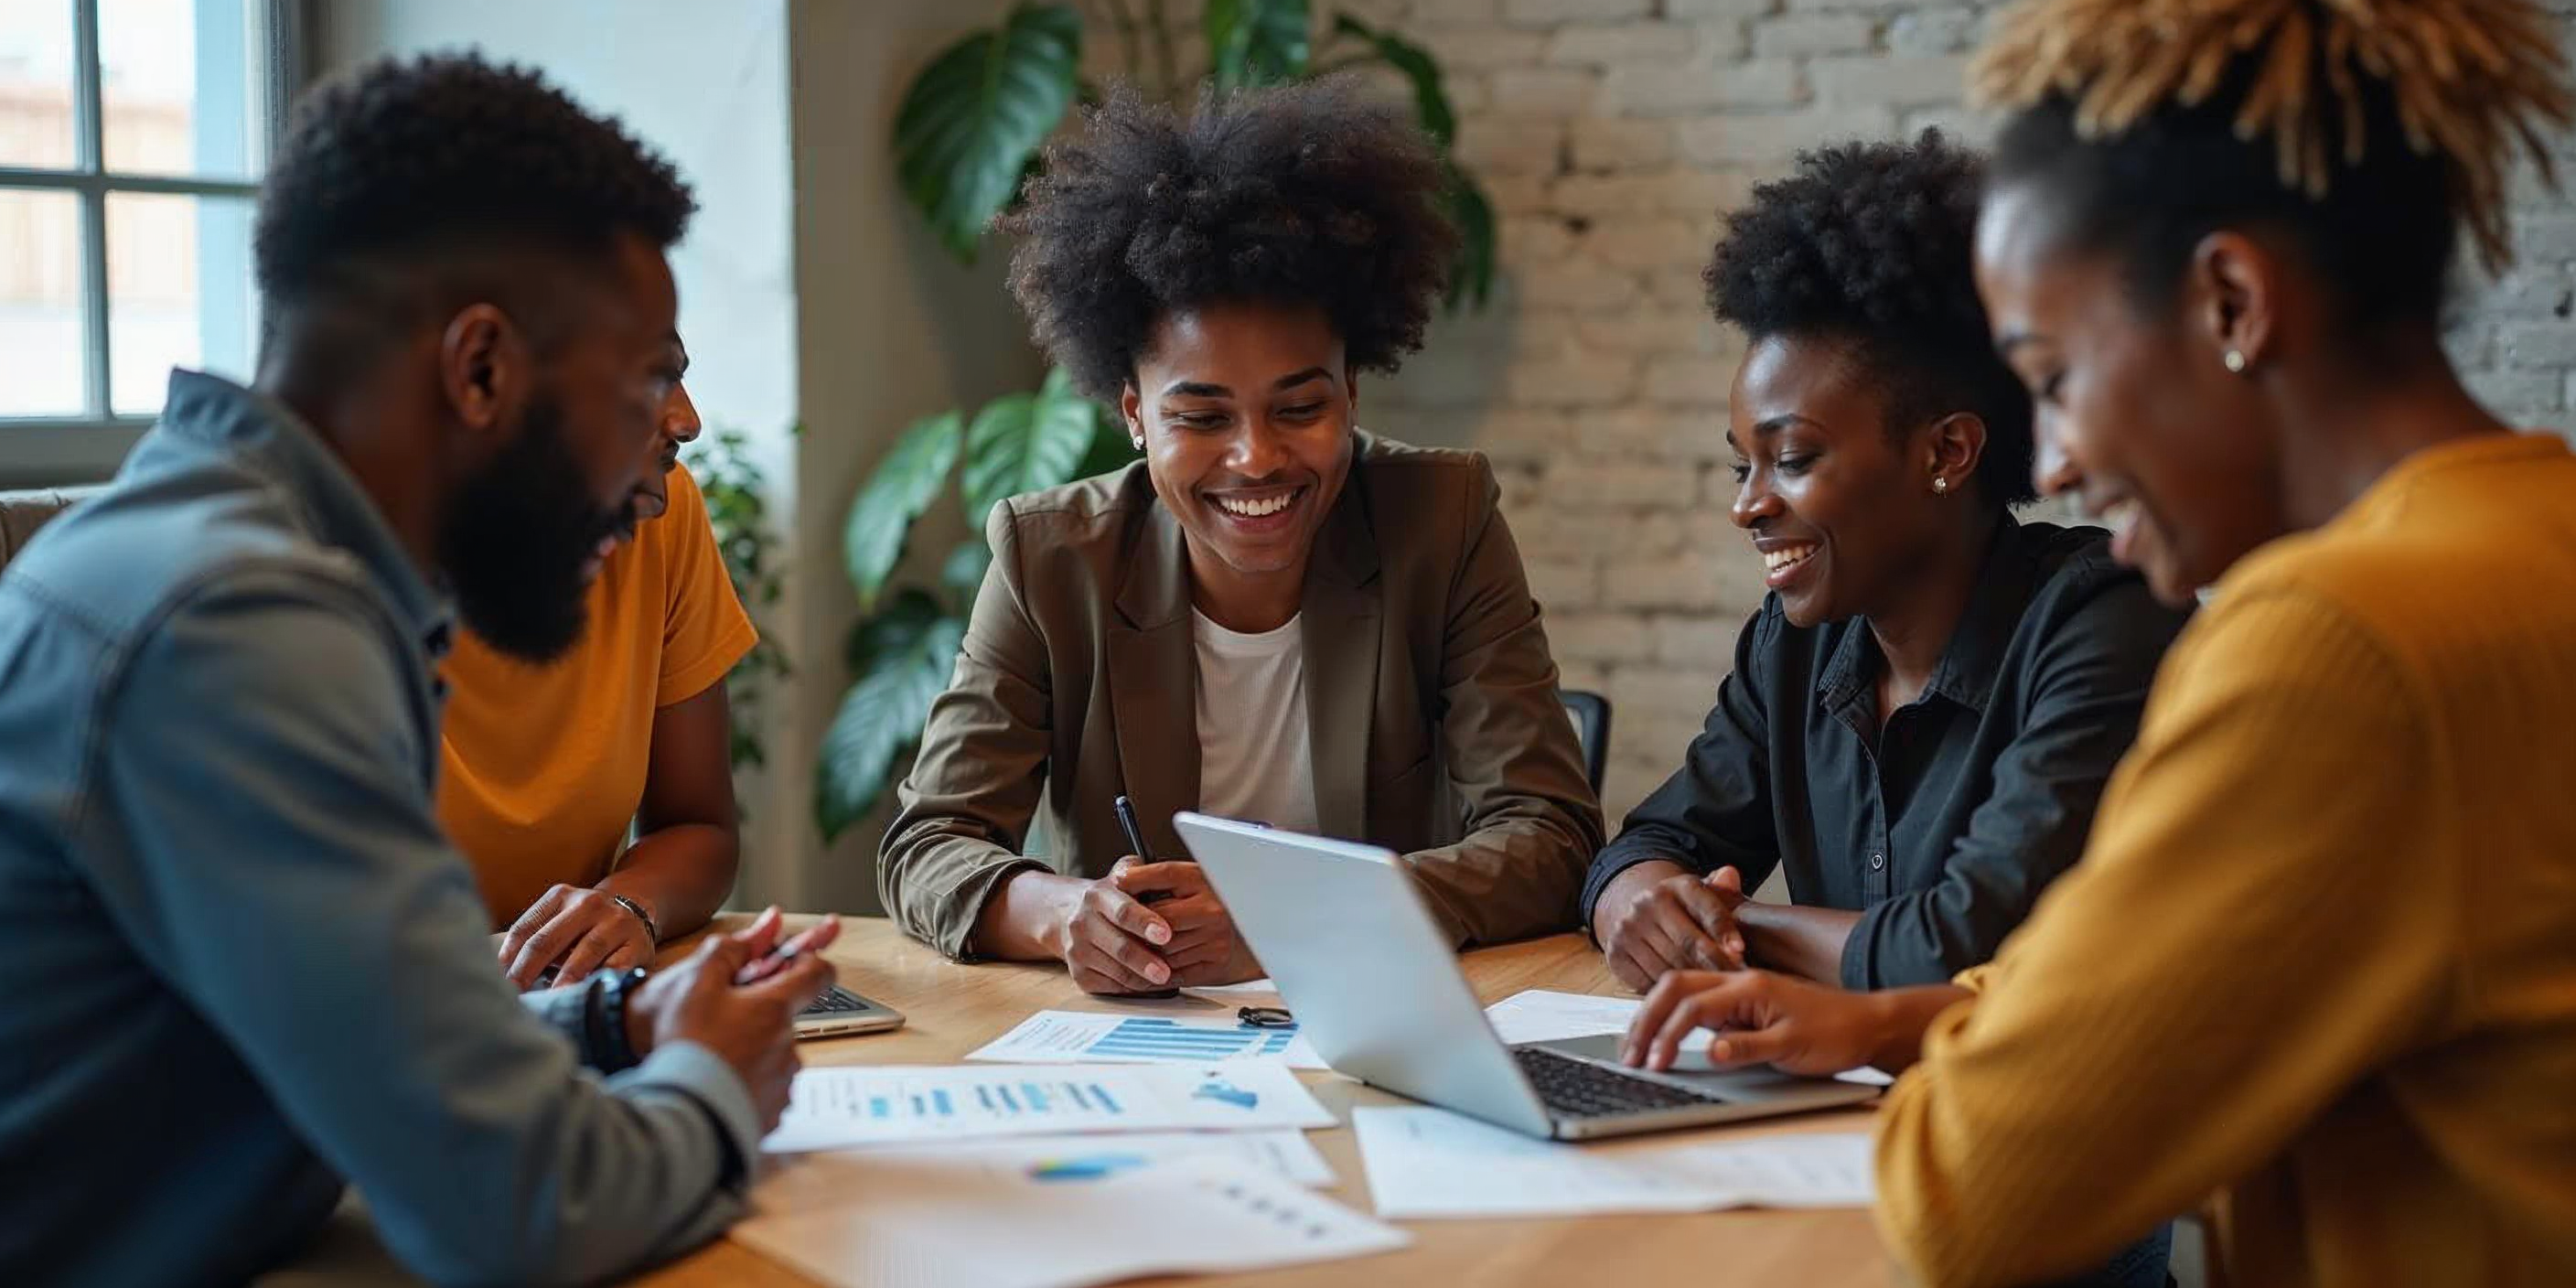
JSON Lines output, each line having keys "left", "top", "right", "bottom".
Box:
{"left": 1557, "top": 689, "right": 1610, "bottom": 794}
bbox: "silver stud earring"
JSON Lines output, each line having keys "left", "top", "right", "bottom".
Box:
{"left": 2223, "top": 349, "right": 2248, "bottom": 374}
{"left": 1932, "top": 477, "right": 1949, "bottom": 494}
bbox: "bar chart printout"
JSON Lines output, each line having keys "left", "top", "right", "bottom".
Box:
{"left": 968, "top": 1010, "right": 1325, "bottom": 1069}
{"left": 764, "top": 1062, "right": 1334, "bottom": 1153}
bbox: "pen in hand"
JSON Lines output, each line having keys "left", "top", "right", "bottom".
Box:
{"left": 1111, "top": 794, "right": 1183, "bottom": 998}
{"left": 735, "top": 912, "right": 843, "bottom": 986}
{"left": 1112, "top": 794, "right": 1174, "bottom": 907}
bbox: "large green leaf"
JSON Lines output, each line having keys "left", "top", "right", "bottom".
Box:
{"left": 894, "top": 3, "right": 1082, "bottom": 262}
{"left": 1444, "top": 161, "right": 1497, "bottom": 312}
{"left": 939, "top": 540, "right": 994, "bottom": 610}
{"left": 960, "top": 367, "right": 1102, "bottom": 531}
{"left": 843, "top": 410, "right": 963, "bottom": 612}
{"left": 818, "top": 590, "right": 968, "bottom": 841}
{"left": 1328, "top": 15, "right": 1454, "bottom": 147}
{"left": 843, "top": 586, "right": 946, "bottom": 672}
{"left": 1208, "top": 0, "right": 1310, "bottom": 92}
{"left": 1073, "top": 412, "right": 1142, "bottom": 481}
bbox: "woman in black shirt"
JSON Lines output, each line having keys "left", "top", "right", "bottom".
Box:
{"left": 1584, "top": 133, "right": 2188, "bottom": 993}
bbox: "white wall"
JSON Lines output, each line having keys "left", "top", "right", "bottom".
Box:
{"left": 312, "top": 0, "right": 813, "bottom": 897}
{"left": 783, "top": 0, "right": 1049, "bottom": 914}
{"left": 313, "top": 0, "right": 1052, "bottom": 914}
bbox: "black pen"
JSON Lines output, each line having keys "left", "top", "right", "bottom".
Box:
{"left": 1111, "top": 794, "right": 1182, "bottom": 997}
{"left": 1111, "top": 794, "right": 1174, "bottom": 906}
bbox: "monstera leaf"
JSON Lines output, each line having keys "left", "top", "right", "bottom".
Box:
{"left": 961, "top": 366, "right": 1103, "bottom": 531}
{"left": 1327, "top": 15, "right": 1490, "bottom": 308}
{"left": 819, "top": 589, "right": 967, "bottom": 840}
{"left": 843, "top": 411, "right": 962, "bottom": 613}
{"left": 939, "top": 540, "right": 994, "bottom": 610}
{"left": 1208, "top": 0, "right": 1311, "bottom": 92}
{"left": 894, "top": 3, "right": 1083, "bottom": 260}
{"left": 1444, "top": 161, "right": 1498, "bottom": 310}
{"left": 1330, "top": 14, "right": 1454, "bottom": 146}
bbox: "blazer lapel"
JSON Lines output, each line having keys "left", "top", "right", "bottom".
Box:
{"left": 1300, "top": 470, "right": 1381, "bottom": 841}
{"left": 1108, "top": 503, "right": 1199, "bottom": 857}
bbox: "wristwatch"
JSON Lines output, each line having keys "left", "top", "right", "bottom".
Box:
{"left": 608, "top": 892, "right": 660, "bottom": 943}
{"left": 591, "top": 966, "right": 651, "bottom": 1074}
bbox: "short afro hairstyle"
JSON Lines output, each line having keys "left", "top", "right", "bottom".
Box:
{"left": 256, "top": 52, "right": 695, "bottom": 315}
{"left": 1704, "top": 130, "right": 2037, "bottom": 509}
{"left": 1002, "top": 79, "right": 1460, "bottom": 402}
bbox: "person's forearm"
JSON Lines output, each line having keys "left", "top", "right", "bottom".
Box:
{"left": 600, "top": 824, "right": 738, "bottom": 942}
{"left": 1734, "top": 902, "right": 1862, "bottom": 984}
{"left": 970, "top": 868, "right": 1080, "bottom": 961}
{"left": 1861, "top": 984, "right": 1976, "bottom": 1073}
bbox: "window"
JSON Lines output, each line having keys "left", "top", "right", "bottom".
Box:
{"left": 0, "top": 0, "right": 295, "bottom": 486}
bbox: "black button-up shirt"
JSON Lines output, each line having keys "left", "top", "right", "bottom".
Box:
{"left": 1583, "top": 520, "right": 2189, "bottom": 989}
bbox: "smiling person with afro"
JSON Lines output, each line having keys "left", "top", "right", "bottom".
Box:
{"left": 877, "top": 80, "right": 1603, "bottom": 993}
{"left": 1623, "top": 0, "right": 2576, "bottom": 1282}
{"left": 1583, "top": 132, "right": 2186, "bottom": 1207}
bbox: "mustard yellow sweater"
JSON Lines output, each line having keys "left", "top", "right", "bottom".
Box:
{"left": 1874, "top": 433, "right": 2576, "bottom": 1287}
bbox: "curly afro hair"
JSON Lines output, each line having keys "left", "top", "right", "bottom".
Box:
{"left": 1001, "top": 79, "right": 1459, "bottom": 402}
{"left": 256, "top": 52, "right": 695, "bottom": 312}
{"left": 1705, "top": 130, "right": 2036, "bottom": 509}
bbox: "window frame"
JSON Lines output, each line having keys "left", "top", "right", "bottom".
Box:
{"left": 0, "top": 0, "right": 302, "bottom": 487}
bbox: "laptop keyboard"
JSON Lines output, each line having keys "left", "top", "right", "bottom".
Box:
{"left": 1513, "top": 1046, "right": 1725, "bottom": 1119}
{"left": 800, "top": 984, "right": 879, "bottom": 1016}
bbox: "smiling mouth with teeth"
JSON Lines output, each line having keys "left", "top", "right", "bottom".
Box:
{"left": 1763, "top": 544, "right": 1818, "bottom": 572}
{"left": 1213, "top": 490, "right": 1299, "bottom": 519}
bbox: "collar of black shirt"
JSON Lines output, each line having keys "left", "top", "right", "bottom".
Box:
{"left": 1816, "top": 518, "right": 2051, "bottom": 717}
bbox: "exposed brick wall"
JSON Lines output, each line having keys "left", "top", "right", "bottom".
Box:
{"left": 1341, "top": 0, "right": 2576, "bottom": 823}
{"left": 1075, "top": 1, "right": 2575, "bottom": 826}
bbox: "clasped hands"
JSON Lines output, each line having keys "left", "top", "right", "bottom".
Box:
{"left": 1594, "top": 860, "right": 1753, "bottom": 993}
{"left": 1046, "top": 858, "right": 1261, "bottom": 995}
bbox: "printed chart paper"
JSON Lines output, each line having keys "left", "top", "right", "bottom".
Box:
{"left": 968, "top": 1009, "right": 1325, "bottom": 1069}
{"left": 736, "top": 1154, "right": 1407, "bottom": 1288}
{"left": 763, "top": 1062, "right": 1334, "bottom": 1153}
{"left": 1352, "top": 1106, "right": 1875, "bottom": 1219}
{"left": 808, "top": 1130, "right": 1335, "bottom": 1187}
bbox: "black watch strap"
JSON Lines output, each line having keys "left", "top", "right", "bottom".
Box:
{"left": 595, "top": 966, "right": 650, "bottom": 1074}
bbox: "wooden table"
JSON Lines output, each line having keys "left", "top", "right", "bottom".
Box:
{"left": 632, "top": 915, "right": 1895, "bottom": 1288}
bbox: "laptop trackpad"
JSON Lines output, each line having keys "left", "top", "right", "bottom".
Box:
{"left": 1536, "top": 1032, "right": 1722, "bottom": 1072}
{"left": 1531, "top": 1034, "right": 1829, "bottom": 1102}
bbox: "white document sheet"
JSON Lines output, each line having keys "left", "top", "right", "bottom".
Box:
{"left": 1352, "top": 1106, "right": 1874, "bottom": 1219}
{"left": 792, "top": 1129, "right": 1333, "bottom": 1187}
{"left": 967, "top": 1008, "right": 1326, "bottom": 1069}
{"left": 734, "top": 1154, "right": 1408, "bottom": 1288}
{"left": 1485, "top": 989, "right": 1894, "bottom": 1087}
{"left": 1184, "top": 976, "right": 1280, "bottom": 996}
{"left": 763, "top": 1062, "right": 1335, "bottom": 1153}
{"left": 1484, "top": 989, "right": 1658, "bottom": 1046}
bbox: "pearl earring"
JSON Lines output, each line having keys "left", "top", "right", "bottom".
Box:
{"left": 1932, "top": 477, "right": 1949, "bottom": 494}
{"left": 2223, "top": 349, "right": 2248, "bottom": 374}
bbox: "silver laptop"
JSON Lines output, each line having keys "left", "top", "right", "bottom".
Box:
{"left": 1174, "top": 812, "right": 1879, "bottom": 1141}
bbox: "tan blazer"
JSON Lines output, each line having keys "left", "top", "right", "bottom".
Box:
{"left": 880, "top": 434, "right": 1605, "bottom": 959}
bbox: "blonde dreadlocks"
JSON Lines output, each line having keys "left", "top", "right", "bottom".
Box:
{"left": 1972, "top": 0, "right": 2573, "bottom": 271}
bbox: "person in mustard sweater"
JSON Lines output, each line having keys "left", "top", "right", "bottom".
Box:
{"left": 445, "top": 359, "right": 759, "bottom": 988}
{"left": 1615, "top": 1, "right": 2576, "bottom": 1284}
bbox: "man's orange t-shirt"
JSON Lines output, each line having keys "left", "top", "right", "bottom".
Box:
{"left": 437, "top": 465, "right": 757, "bottom": 928}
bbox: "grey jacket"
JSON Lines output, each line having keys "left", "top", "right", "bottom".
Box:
{"left": 0, "top": 371, "right": 757, "bottom": 1287}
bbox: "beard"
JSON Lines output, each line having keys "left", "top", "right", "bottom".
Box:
{"left": 435, "top": 394, "right": 628, "bottom": 664}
